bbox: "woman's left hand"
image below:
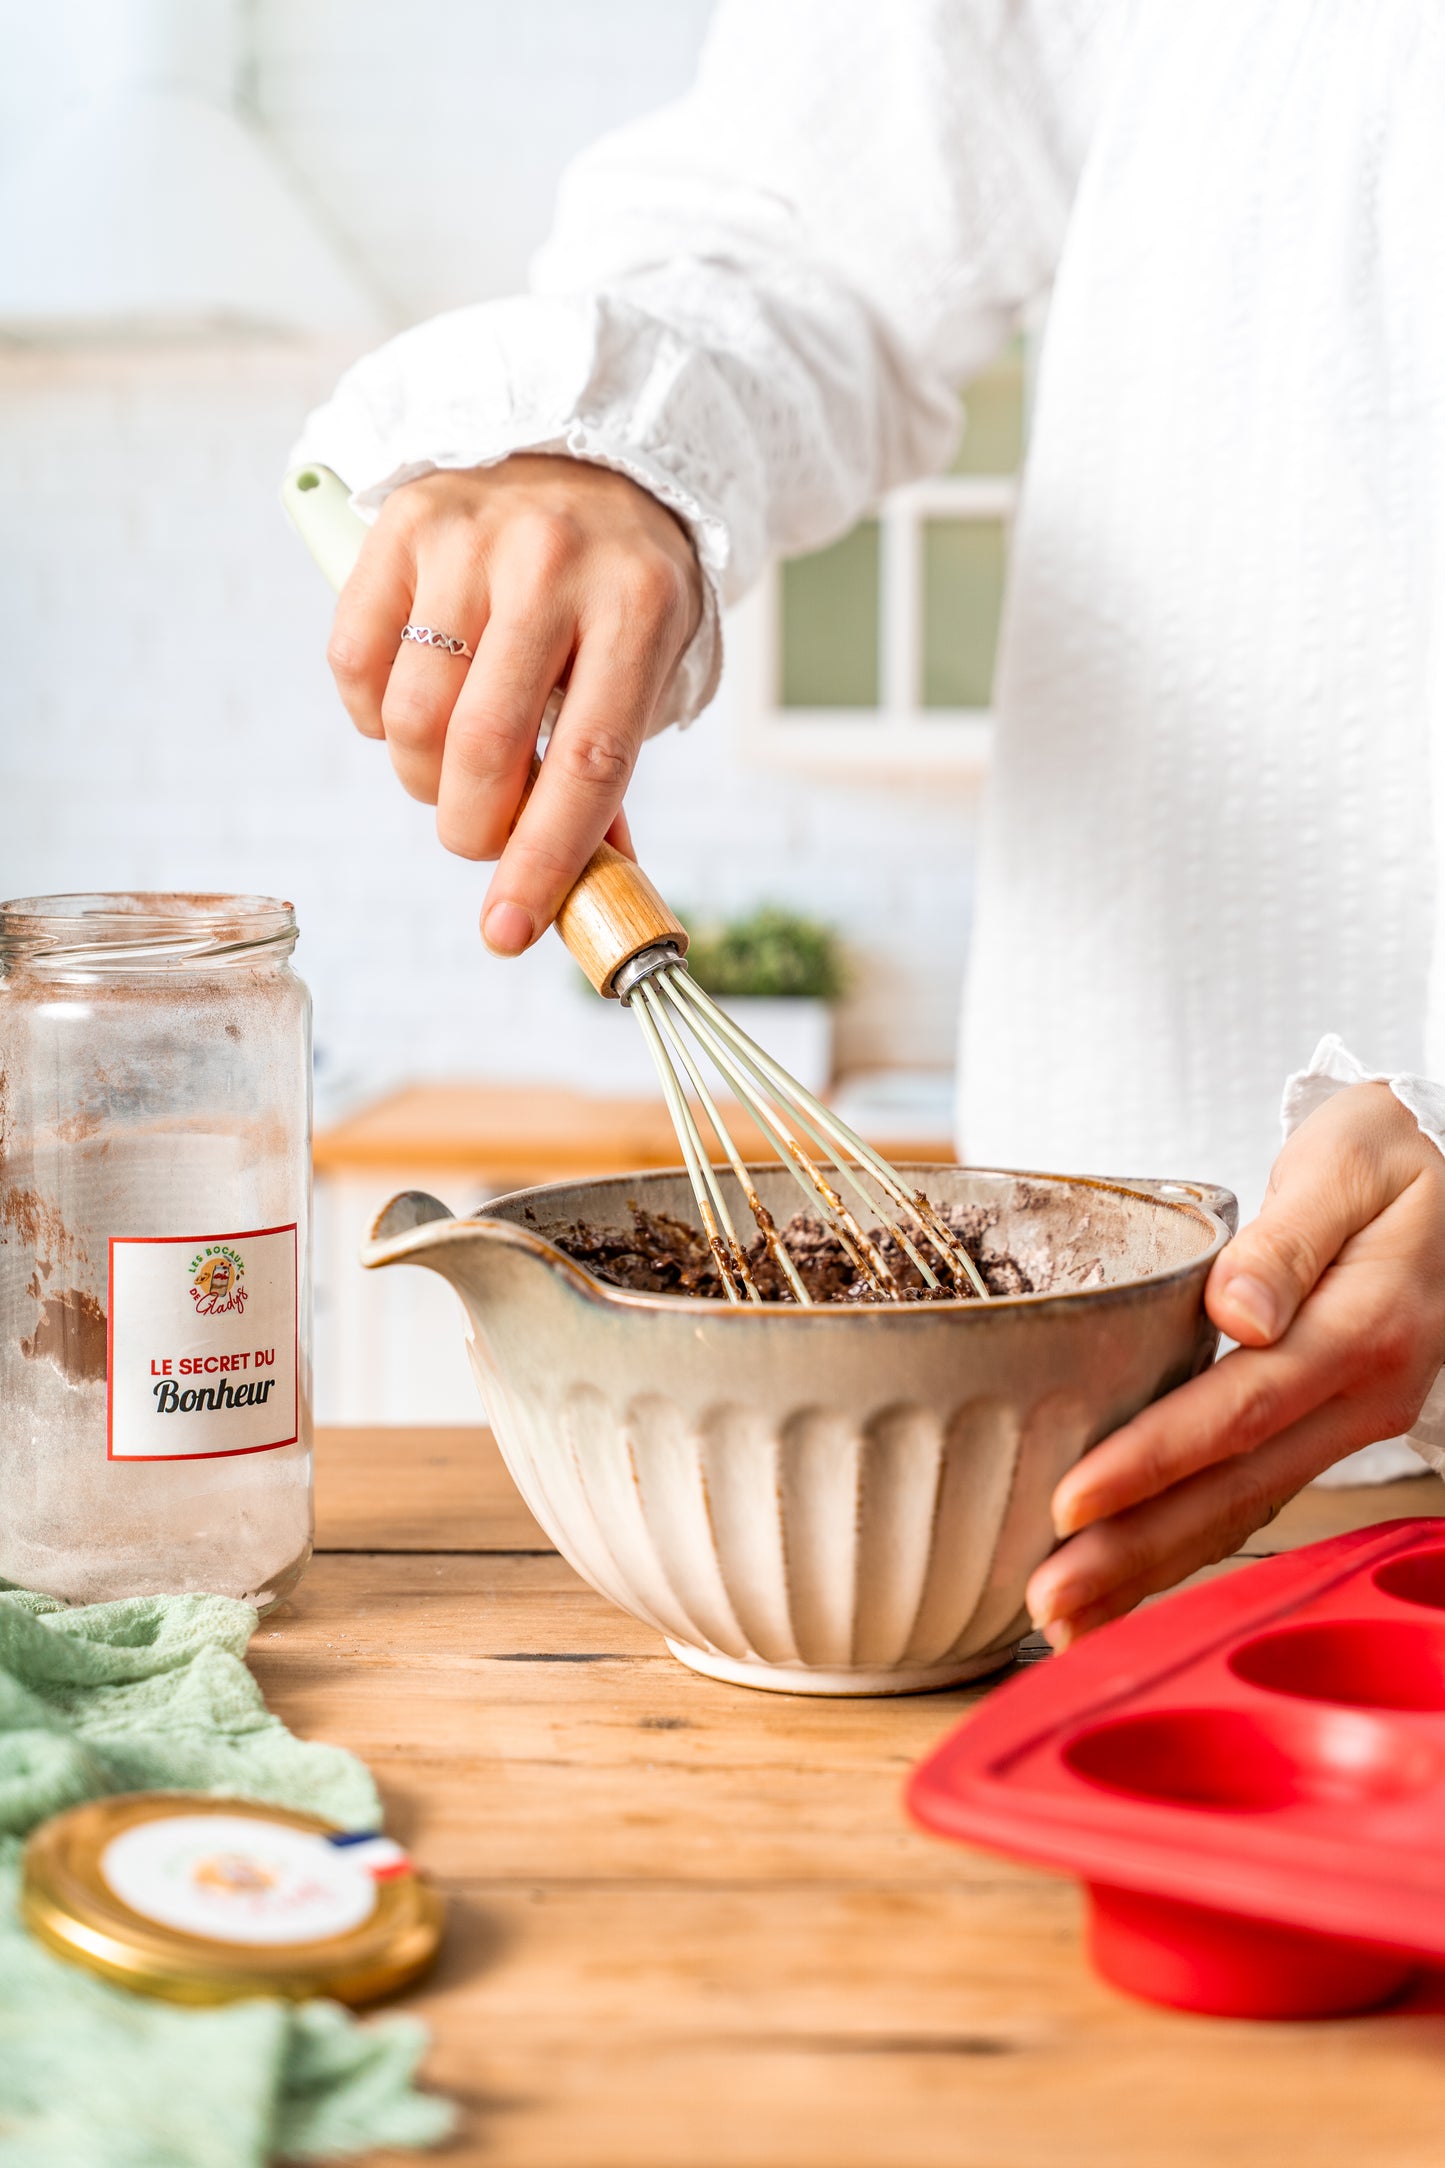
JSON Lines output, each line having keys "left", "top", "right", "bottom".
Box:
{"left": 1026, "top": 1082, "right": 1445, "bottom": 1649}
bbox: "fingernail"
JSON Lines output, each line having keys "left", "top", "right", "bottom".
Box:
{"left": 1028, "top": 1585, "right": 1070, "bottom": 1634}
{"left": 1051, "top": 1490, "right": 1089, "bottom": 1540}
{"left": 482, "top": 901, "right": 534, "bottom": 956}
{"left": 1223, "top": 1271, "right": 1279, "bottom": 1341}
{"left": 1028, "top": 1586, "right": 1076, "bottom": 1649}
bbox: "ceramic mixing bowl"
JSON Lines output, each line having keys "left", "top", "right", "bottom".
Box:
{"left": 362, "top": 1166, "right": 1235, "bottom": 1695}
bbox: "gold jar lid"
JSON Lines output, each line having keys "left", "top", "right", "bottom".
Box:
{"left": 21, "top": 1792, "right": 445, "bottom": 2007}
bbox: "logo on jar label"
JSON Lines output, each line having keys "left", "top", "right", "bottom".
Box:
{"left": 190, "top": 1244, "right": 247, "bottom": 1316}
{"left": 107, "top": 1223, "right": 298, "bottom": 1460}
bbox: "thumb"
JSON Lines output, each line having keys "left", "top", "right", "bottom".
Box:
{"left": 1207, "top": 1089, "right": 1395, "bottom": 1346}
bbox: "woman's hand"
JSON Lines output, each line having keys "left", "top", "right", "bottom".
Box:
{"left": 1026, "top": 1083, "right": 1445, "bottom": 1649}
{"left": 325, "top": 455, "right": 704, "bottom": 953}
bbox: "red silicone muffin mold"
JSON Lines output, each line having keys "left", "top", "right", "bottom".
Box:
{"left": 907, "top": 1518, "right": 1445, "bottom": 2019}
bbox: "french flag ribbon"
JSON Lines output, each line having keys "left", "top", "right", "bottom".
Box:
{"left": 326, "top": 1831, "right": 412, "bottom": 1883}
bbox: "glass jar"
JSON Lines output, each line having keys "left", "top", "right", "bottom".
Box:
{"left": 0, "top": 894, "right": 312, "bottom": 1609}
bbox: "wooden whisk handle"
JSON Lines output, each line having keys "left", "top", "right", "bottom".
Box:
{"left": 558, "top": 842, "right": 688, "bottom": 997}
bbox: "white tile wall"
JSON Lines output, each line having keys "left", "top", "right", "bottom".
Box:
{"left": 0, "top": 0, "right": 984, "bottom": 1419}
{"left": 251, "top": 0, "right": 723, "bottom": 323}
{"left": 0, "top": 0, "right": 983, "bottom": 1089}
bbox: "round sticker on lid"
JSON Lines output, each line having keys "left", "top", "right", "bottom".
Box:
{"left": 101, "top": 1812, "right": 379, "bottom": 1947}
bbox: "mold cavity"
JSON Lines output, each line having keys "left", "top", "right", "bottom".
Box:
{"left": 1231, "top": 1618, "right": 1445, "bottom": 1712}
{"left": 1374, "top": 1547, "right": 1445, "bottom": 1613}
{"left": 1062, "top": 1704, "right": 1431, "bottom": 1813}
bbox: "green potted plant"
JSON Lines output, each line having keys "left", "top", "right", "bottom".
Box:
{"left": 683, "top": 906, "right": 844, "bottom": 1094}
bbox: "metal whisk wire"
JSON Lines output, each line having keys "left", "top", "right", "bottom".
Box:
{"left": 621, "top": 946, "right": 989, "bottom": 1307}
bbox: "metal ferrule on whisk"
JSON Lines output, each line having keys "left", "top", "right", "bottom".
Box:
{"left": 612, "top": 942, "right": 686, "bottom": 1004}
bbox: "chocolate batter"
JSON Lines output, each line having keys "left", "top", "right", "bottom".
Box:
{"left": 551, "top": 1204, "right": 1036, "bottom": 1303}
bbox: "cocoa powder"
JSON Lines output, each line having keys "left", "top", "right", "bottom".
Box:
{"left": 20, "top": 1287, "right": 107, "bottom": 1384}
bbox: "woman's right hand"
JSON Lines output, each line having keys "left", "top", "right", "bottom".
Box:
{"left": 325, "top": 453, "right": 704, "bottom": 954}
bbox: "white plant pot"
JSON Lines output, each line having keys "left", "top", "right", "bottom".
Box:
{"left": 569, "top": 994, "right": 834, "bottom": 1100}
{"left": 711, "top": 998, "right": 834, "bottom": 1097}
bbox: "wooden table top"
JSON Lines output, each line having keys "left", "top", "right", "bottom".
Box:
{"left": 312, "top": 1081, "right": 953, "bottom": 1179}
{"left": 252, "top": 1430, "right": 1445, "bottom": 2168}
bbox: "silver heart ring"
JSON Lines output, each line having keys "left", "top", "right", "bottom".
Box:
{"left": 399, "top": 623, "right": 474, "bottom": 659}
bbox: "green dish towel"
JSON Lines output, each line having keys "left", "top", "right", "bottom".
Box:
{"left": 0, "top": 1583, "right": 455, "bottom": 2167}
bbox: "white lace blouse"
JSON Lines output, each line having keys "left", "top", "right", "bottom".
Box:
{"left": 295, "top": 0, "right": 1445, "bottom": 1474}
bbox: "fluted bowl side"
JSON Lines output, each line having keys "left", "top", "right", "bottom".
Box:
{"left": 366, "top": 1167, "right": 1233, "bottom": 1694}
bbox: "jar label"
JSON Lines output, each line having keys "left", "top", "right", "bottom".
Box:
{"left": 107, "top": 1223, "right": 298, "bottom": 1461}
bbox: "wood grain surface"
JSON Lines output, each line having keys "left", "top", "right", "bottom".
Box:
{"left": 259, "top": 1430, "right": 1445, "bottom": 2167}
{"left": 555, "top": 839, "right": 690, "bottom": 994}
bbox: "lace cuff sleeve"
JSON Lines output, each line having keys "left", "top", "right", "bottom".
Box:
{"left": 1281, "top": 1034, "right": 1445, "bottom": 1481}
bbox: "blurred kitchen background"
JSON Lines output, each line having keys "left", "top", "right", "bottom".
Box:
{"left": 0, "top": 0, "right": 1030, "bottom": 1419}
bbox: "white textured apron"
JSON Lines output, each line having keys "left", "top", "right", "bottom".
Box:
{"left": 960, "top": 0, "right": 1445, "bottom": 1225}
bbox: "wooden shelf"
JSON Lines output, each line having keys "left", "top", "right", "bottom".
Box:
{"left": 314, "top": 1080, "right": 954, "bottom": 1183}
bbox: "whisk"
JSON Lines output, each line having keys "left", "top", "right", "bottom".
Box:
{"left": 284, "top": 464, "right": 988, "bottom": 1307}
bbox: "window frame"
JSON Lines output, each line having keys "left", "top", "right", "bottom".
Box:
{"left": 732, "top": 324, "right": 1040, "bottom": 779}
